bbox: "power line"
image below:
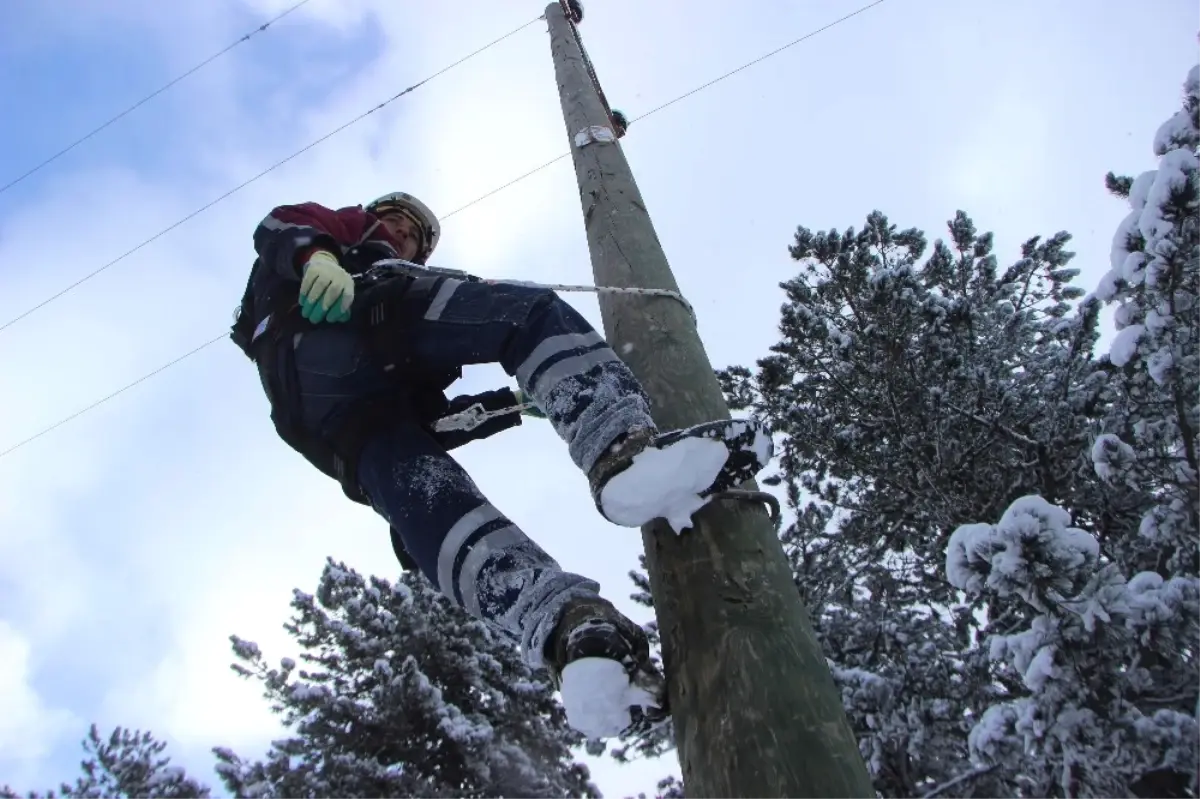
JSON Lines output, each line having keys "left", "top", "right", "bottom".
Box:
{"left": 0, "top": 0, "right": 314, "bottom": 198}
{"left": 446, "top": 0, "right": 887, "bottom": 214}
{"left": 0, "top": 334, "right": 227, "bottom": 460}
{"left": 631, "top": 0, "right": 886, "bottom": 123}
{"left": 443, "top": 153, "right": 571, "bottom": 219}
{"left": 0, "top": 0, "right": 885, "bottom": 461}
{"left": 0, "top": 14, "right": 545, "bottom": 336}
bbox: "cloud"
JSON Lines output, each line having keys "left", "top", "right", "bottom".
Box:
{"left": 940, "top": 84, "right": 1053, "bottom": 217}
{"left": 0, "top": 622, "right": 80, "bottom": 780}
{"left": 1, "top": 1, "right": 1197, "bottom": 798}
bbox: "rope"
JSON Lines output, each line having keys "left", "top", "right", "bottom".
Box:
{"left": 0, "top": 2, "right": 889, "bottom": 460}
{"left": 366, "top": 260, "right": 696, "bottom": 321}
{"left": 486, "top": 279, "right": 695, "bottom": 322}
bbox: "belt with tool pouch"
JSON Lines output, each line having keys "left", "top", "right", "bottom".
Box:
{"left": 248, "top": 259, "right": 481, "bottom": 504}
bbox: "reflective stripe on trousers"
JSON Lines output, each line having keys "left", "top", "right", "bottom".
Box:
{"left": 355, "top": 427, "right": 599, "bottom": 670}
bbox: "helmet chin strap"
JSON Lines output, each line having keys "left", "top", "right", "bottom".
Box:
{"left": 364, "top": 191, "right": 441, "bottom": 262}
{"left": 379, "top": 208, "right": 429, "bottom": 260}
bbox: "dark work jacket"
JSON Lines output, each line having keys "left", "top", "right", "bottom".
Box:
{"left": 237, "top": 201, "right": 524, "bottom": 450}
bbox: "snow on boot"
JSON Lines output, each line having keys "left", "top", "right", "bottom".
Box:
{"left": 588, "top": 418, "right": 774, "bottom": 532}
{"left": 545, "top": 595, "right": 667, "bottom": 740}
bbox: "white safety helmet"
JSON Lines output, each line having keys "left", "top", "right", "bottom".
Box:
{"left": 364, "top": 191, "right": 441, "bottom": 264}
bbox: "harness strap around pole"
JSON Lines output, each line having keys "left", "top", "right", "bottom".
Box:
{"left": 368, "top": 259, "right": 698, "bottom": 323}
{"left": 486, "top": 279, "right": 697, "bottom": 323}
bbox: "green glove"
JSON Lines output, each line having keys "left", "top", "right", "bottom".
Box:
{"left": 514, "top": 388, "right": 547, "bottom": 419}
{"left": 299, "top": 251, "right": 354, "bottom": 323}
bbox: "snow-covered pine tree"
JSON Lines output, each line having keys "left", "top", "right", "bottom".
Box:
{"left": 212, "top": 559, "right": 599, "bottom": 798}
{"left": 1094, "top": 63, "right": 1199, "bottom": 576}
{"left": 946, "top": 64, "right": 1199, "bottom": 798}
{"left": 722, "top": 209, "right": 1107, "bottom": 553}
{"left": 0, "top": 724, "right": 209, "bottom": 798}
{"left": 946, "top": 493, "right": 1197, "bottom": 797}
{"left": 625, "top": 774, "right": 685, "bottom": 799}
{"left": 624, "top": 208, "right": 1110, "bottom": 795}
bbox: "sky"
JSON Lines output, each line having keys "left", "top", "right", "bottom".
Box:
{"left": 0, "top": 0, "right": 1195, "bottom": 795}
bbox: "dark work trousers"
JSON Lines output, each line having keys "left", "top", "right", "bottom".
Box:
{"left": 284, "top": 277, "right": 656, "bottom": 669}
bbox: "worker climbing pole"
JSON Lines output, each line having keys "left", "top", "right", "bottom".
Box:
{"left": 545, "top": 2, "right": 875, "bottom": 797}
{"left": 228, "top": 5, "right": 797, "bottom": 776}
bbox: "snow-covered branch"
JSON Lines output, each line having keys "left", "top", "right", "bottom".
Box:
{"left": 921, "top": 764, "right": 998, "bottom": 798}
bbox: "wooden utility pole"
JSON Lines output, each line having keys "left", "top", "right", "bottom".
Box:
{"left": 545, "top": 4, "right": 874, "bottom": 797}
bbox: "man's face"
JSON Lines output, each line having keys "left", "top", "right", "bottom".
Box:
{"left": 378, "top": 212, "right": 423, "bottom": 261}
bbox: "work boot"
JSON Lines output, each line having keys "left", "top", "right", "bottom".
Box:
{"left": 586, "top": 427, "right": 657, "bottom": 513}
{"left": 544, "top": 593, "right": 667, "bottom": 739}
{"left": 587, "top": 418, "right": 775, "bottom": 531}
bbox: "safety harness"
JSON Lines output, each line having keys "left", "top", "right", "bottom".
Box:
{"left": 231, "top": 260, "right": 473, "bottom": 504}
{"left": 229, "top": 256, "right": 731, "bottom": 570}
